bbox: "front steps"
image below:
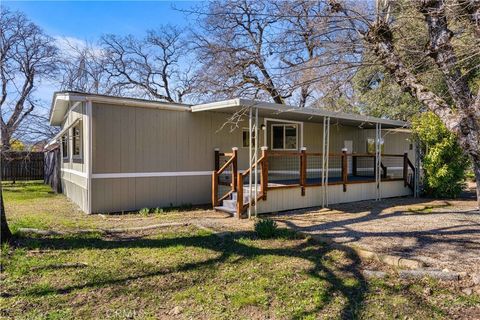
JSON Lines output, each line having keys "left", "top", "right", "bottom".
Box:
{"left": 214, "top": 186, "right": 261, "bottom": 217}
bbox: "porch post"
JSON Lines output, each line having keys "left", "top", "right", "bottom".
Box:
{"left": 379, "top": 123, "right": 382, "bottom": 200}
{"left": 342, "top": 148, "right": 348, "bottom": 192}
{"left": 352, "top": 155, "right": 357, "bottom": 176}
{"left": 214, "top": 148, "right": 220, "bottom": 171}
{"left": 237, "top": 173, "right": 244, "bottom": 218}
{"left": 325, "top": 117, "right": 330, "bottom": 206}
{"left": 414, "top": 142, "right": 421, "bottom": 198}
{"left": 375, "top": 123, "right": 379, "bottom": 200}
{"left": 321, "top": 117, "right": 326, "bottom": 207}
{"left": 300, "top": 147, "right": 307, "bottom": 196}
{"left": 232, "top": 147, "right": 238, "bottom": 192}
{"left": 403, "top": 152, "right": 408, "bottom": 187}
{"left": 248, "top": 107, "right": 253, "bottom": 219}
{"left": 212, "top": 171, "right": 218, "bottom": 208}
{"left": 254, "top": 107, "right": 259, "bottom": 218}
{"left": 322, "top": 116, "right": 330, "bottom": 207}
{"left": 261, "top": 146, "right": 268, "bottom": 200}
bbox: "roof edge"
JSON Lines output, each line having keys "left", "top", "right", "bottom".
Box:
{"left": 191, "top": 98, "right": 408, "bottom": 128}
{"left": 49, "top": 91, "right": 191, "bottom": 126}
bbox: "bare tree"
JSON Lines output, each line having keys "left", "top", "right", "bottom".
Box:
{"left": 58, "top": 39, "right": 118, "bottom": 95}
{"left": 187, "top": 0, "right": 365, "bottom": 107}
{"left": 330, "top": 0, "right": 480, "bottom": 209}
{"left": 191, "top": 0, "right": 292, "bottom": 104}
{"left": 100, "top": 26, "right": 196, "bottom": 103}
{"left": 0, "top": 7, "right": 58, "bottom": 150}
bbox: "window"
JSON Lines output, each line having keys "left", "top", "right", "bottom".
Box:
{"left": 72, "top": 122, "right": 82, "bottom": 159}
{"left": 367, "top": 138, "right": 384, "bottom": 153}
{"left": 61, "top": 134, "right": 69, "bottom": 159}
{"left": 271, "top": 124, "right": 298, "bottom": 150}
{"left": 242, "top": 129, "right": 256, "bottom": 148}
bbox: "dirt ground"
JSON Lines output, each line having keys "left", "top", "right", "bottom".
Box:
{"left": 265, "top": 183, "right": 480, "bottom": 274}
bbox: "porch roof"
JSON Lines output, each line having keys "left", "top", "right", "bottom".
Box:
{"left": 191, "top": 98, "right": 408, "bottom": 129}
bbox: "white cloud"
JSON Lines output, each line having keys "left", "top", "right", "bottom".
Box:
{"left": 54, "top": 35, "right": 103, "bottom": 57}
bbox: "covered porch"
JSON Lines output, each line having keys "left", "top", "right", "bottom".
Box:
{"left": 192, "top": 99, "right": 418, "bottom": 218}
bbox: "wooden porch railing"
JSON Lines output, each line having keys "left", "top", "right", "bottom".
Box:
{"left": 212, "top": 148, "right": 238, "bottom": 207}
{"left": 236, "top": 147, "right": 268, "bottom": 218}
{"left": 404, "top": 152, "right": 416, "bottom": 190}
{"left": 213, "top": 147, "right": 415, "bottom": 218}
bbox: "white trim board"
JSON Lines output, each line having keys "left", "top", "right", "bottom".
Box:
{"left": 61, "top": 168, "right": 88, "bottom": 178}
{"left": 92, "top": 171, "right": 213, "bottom": 179}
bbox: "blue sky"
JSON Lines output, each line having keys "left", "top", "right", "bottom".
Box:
{"left": 3, "top": 1, "right": 198, "bottom": 103}
{"left": 4, "top": 1, "right": 195, "bottom": 40}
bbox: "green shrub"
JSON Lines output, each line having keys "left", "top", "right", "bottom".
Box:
{"left": 254, "top": 219, "right": 278, "bottom": 239}
{"left": 139, "top": 208, "right": 150, "bottom": 216}
{"left": 412, "top": 112, "right": 469, "bottom": 197}
{"left": 153, "top": 207, "right": 164, "bottom": 214}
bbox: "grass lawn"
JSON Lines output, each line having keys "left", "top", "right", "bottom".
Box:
{"left": 1, "top": 181, "right": 479, "bottom": 319}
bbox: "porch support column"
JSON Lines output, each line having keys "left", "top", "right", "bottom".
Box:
{"left": 254, "top": 107, "right": 259, "bottom": 218}
{"left": 414, "top": 142, "right": 420, "bottom": 198}
{"left": 342, "top": 148, "right": 348, "bottom": 192}
{"left": 248, "top": 107, "right": 253, "bottom": 219}
{"left": 375, "top": 122, "right": 382, "bottom": 201}
{"left": 322, "top": 116, "right": 330, "bottom": 207}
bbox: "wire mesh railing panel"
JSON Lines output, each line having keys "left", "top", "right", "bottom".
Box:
{"left": 306, "top": 154, "right": 322, "bottom": 185}
{"left": 218, "top": 154, "right": 233, "bottom": 186}
{"left": 381, "top": 156, "right": 404, "bottom": 179}
{"left": 352, "top": 155, "right": 375, "bottom": 179}
{"left": 267, "top": 154, "right": 300, "bottom": 185}
{"left": 327, "top": 154, "right": 342, "bottom": 182}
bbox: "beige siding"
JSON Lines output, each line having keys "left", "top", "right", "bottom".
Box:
{"left": 91, "top": 176, "right": 211, "bottom": 213}
{"left": 61, "top": 179, "right": 88, "bottom": 212}
{"left": 60, "top": 102, "right": 88, "bottom": 173}
{"left": 58, "top": 102, "right": 90, "bottom": 212}
{"left": 91, "top": 103, "right": 252, "bottom": 212}
{"left": 257, "top": 181, "right": 412, "bottom": 214}
{"left": 90, "top": 102, "right": 414, "bottom": 213}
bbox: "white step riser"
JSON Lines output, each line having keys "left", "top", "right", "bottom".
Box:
{"left": 219, "top": 188, "right": 262, "bottom": 211}
{"left": 223, "top": 200, "right": 237, "bottom": 210}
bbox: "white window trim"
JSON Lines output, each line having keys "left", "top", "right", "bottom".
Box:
{"left": 72, "top": 121, "right": 83, "bottom": 160}
{"left": 241, "top": 127, "right": 257, "bottom": 148}
{"left": 271, "top": 123, "right": 299, "bottom": 151}
{"left": 61, "top": 133, "right": 69, "bottom": 160}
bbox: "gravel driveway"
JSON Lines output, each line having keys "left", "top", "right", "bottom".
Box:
{"left": 268, "top": 191, "right": 480, "bottom": 274}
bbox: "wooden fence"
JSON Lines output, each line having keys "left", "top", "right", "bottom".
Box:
{"left": 1, "top": 151, "right": 44, "bottom": 181}
{"left": 44, "top": 147, "right": 62, "bottom": 193}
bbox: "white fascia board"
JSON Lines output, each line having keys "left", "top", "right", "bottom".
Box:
{"left": 191, "top": 98, "right": 408, "bottom": 128}
{"left": 190, "top": 98, "right": 241, "bottom": 112}
{"left": 50, "top": 92, "right": 190, "bottom": 126}
{"left": 237, "top": 99, "right": 408, "bottom": 127}
{"left": 87, "top": 96, "right": 189, "bottom": 112}
{"left": 50, "top": 94, "right": 87, "bottom": 126}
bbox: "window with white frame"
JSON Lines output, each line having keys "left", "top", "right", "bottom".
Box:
{"left": 61, "top": 133, "right": 69, "bottom": 159}
{"left": 72, "top": 122, "right": 83, "bottom": 159}
{"left": 271, "top": 124, "right": 298, "bottom": 150}
{"left": 242, "top": 128, "right": 256, "bottom": 148}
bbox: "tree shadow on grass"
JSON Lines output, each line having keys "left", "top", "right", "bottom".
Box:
{"left": 12, "top": 230, "right": 368, "bottom": 319}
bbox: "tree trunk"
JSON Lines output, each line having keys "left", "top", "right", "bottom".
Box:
{"left": 473, "top": 160, "right": 480, "bottom": 211}
{"left": 1, "top": 184, "right": 12, "bottom": 244}
{"left": 1, "top": 128, "right": 10, "bottom": 151}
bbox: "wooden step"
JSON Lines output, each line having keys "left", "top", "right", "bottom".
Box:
{"left": 214, "top": 206, "right": 236, "bottom": 215}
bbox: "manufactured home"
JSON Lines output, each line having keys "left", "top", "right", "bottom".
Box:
{"left": 48, "top": 91, "right": 417, "bottom": 217}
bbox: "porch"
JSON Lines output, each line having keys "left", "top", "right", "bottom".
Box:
{"left": 212, "top": 148, "right": 415, "bottom": 217}
{"left": 192, "top": 98, "right": 418, "bottom": 218}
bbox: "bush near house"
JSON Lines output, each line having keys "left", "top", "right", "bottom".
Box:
{"left": 412, "top": 112, "right": 470, "bottom": 198}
